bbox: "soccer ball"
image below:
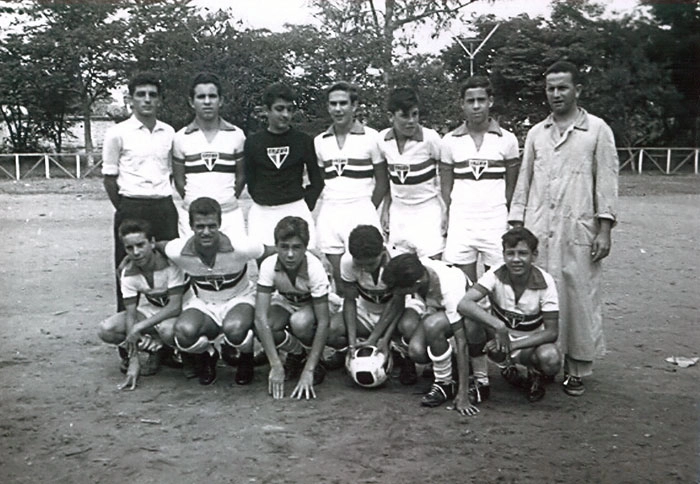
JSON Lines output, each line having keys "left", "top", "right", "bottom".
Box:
{"left": 346, "top": 345, "right": 393, "bottom": 388}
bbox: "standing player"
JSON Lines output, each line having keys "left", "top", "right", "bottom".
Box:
{"left": 377, "top": 87, "right": 444, "bottom": 258}
{"left": 440, "top": 75, "right": 520, "bottom": 283}
{"left": 458, "top": 227, "right": 561, "bottom": 402}
{"left": 172, "top": 72, "right": 246, "bottom": 239}
{"left": 327, "top": 224, "right": 417, "bottom": 384}
{"left": 244, "top": 82, "right": 324, "bottom": 257}
{"left": 102, "top": 72, "right": 178, "bottom": 311}
{"left": 254, "top": 217, "right": 331, "bottom": 400}
{"left": 382, "top": 253, "right": 479, "bottom": 416}
{"left": 314, "top": 82, "right": 388, "bottom": 292}
{"left": 166, "top": 197, "right": 264, "bottom": 386}
{"left": 509, "top": 61, "right": 618, "bottom": 396}
{"left": 98, "top": 219, "right": 194, "bottom": 390}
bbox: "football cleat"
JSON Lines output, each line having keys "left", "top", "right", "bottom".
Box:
{"left": 527, "top": 369, "right": 546, "bottom": 402}
{"left": 234, "top": 352, "right": 255, "bottom": 385}
{"left": 468, "top": 377, "right": 491, "bottom": 404}
{"left": 198, "top": 351, "right": 218, "bottom": 386}
{"left": 421, "top": 381, "right": 455, "bottom": 407}
{"left": 345, "top": 346, "right": 393, "bottom": 388}
{"left": 562, "top": 374, "right": 585, "bottom": 396}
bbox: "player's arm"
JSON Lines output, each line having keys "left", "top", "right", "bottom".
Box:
{"left": 243, "top": 138, "right": 256, "bottom": 195}
{"left": 341, "top": 281, "right": 360, "bottom": 349}
{"left": 458, "top": 285, "right": 510, "bottom": 354}
{"left": 102, "top": 130, "right": 122, "bottom": 209}
{"left": 303, "top": 140, "right": 324, "bottom": 211}
{"left": 172, "top": 158, "right": 186, "bottom": 199}
{"left": 129, "top": 292, "right": 184, "bottom": 342}
{"left": 504, "top": 157, "right": 520, "bottom": 210}
{"left": 235, "top": 153, "right": 246, "bottom": 198}
{"left": 508, "top": 131, "right": 535, "bottom": 226}
{"left": 371, "top": 162, "right": 389, "bottom": 208}
{"left": 253, "top": 286, "right": 285, "bottom": 399}
{"left": 450, "top": 319, "right": 478, "bottom": 416}
{"left": 118, "top": 299, "right": 141, "bottom": 390}
{"left": 291, "top": 294, "right": 330, "bottom": 400}
{"left": 509, "top": 311, "right": 559, "bottom": 352}
{"left": 364, "top": 295, "right": 404, "bottom": 347}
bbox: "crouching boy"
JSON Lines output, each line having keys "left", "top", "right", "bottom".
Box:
{"left": 458, "top": 227, "right": 561, "bottom": 402}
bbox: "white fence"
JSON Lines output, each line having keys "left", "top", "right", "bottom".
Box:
{"left": 0, "top": 148, "right": 698, "bottom": 180}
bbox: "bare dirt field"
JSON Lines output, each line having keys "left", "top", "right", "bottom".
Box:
{"left": 0, "top": 173, "right": 698, "bottom": 484}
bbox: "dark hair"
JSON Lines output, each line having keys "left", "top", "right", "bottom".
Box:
{"left": 262, "top": 82, "right": 296, "bottom": 108}
{"left": 328, "top": 81, "right": 359, "bottom": 104}
{"left": 382, "top": 252, "right": 425, "bottom": 289}
{"left": 118, "top": 219, "right": 153, "bottom": 240}
{"left": 501, "top": 226, "right": 539, "bottom": 253}
{"left": 189, "top": 72, "right": 222, "bottom": 99}
{"left": 189, "top": 197, "right": 222, "bottom": 227}
{"left": 128, "top": 72, "right": 162, "bottom": 96}
{"left": 460, "top": 75, "right": 493, "bottom": 98}
{"left": 544, "top": 61, "right": 581, "bottom": 85}
{"left": 348, "top": 225, "right": 384, "bottom": 259}
{"left": 387, "top": 87, "right": 419, "bottom": 114}
{"left": 274, "top": 216, "right": 310, "bottom": 246}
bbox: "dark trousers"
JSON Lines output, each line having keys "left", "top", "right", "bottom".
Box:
{"left": 113, "top": 196, "right": 179, "bottom": 311}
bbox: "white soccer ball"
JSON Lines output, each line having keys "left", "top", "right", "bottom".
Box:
{"left": 346, "top": 345, "right": 393, "bottom": 388}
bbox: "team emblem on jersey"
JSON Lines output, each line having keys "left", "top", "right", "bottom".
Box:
{"left": 200, "top": 151, "right": 219, "bottom": 171}
{"left": 267, "top": 147, "right": 290, "bottom": 169}
{"left": 469, "top": 159, "right": 489, "bottom": 180}
{"left": 145, "top": 294, "right": 170, "bottom": 308}
{"left": 391, "top": 163, "right": 411, "bottom": 183}
{"left": 332, "top": 158, "right": 348, "bottom": 175}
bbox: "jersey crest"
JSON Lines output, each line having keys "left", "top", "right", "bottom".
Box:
{"left": 200, "top": 151, "right": 219, "bottom": 171}
{"left": 390, "top": 163, "right": 411, "bottom": 184}
{"left": 468, "top": 159, "right": 489, "bottom": 180}
{"left": 267, "top": 147, "right": 290, "bottom": 169}
{"left": 331, "top": 158, "right": 348, "bottom": 176}
{"left": 145, "top": 293, "right": 170, "bottom": 308}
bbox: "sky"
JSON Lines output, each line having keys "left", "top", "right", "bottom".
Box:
{"left": 194, "top": 0, "right": 646, "bottom": 53}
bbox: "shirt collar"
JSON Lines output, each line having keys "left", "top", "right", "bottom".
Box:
{"left": 322, "top": 120, "right": 366, "bottom": 138}
{"left": 451, "top": 118, "right": 503, "bottom": 137}
{"left": 384, "top": 125, "right": 424, "bottom": 142}
{"left": 494, "top": 264, "right": 548, "bottom": 290}
{"left": 122, "top": 250, "right": 170, "bottom": 277}
{"left": 127, "top": 115, "right": 167, "bottom": 132}
{"left": 180, "top": 233, "right": 234, "bottom": 256}
{"left": 543, "top": 107, "right": 590, "bottom": 131}
{"left": 274, "top": 253, "right": 310, "bottom": 279}
{"left": 184, "top": 118, "right": 238, "bottom": 134}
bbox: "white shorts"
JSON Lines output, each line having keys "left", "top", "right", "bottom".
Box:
{"left": 178, "top": 205, "right": 246, "bottom": 240}
{"left": 103, "top": 309, "right": 175, "bottom": 341}
{"left": 389, "top": 197, "right": 444, "bottom": 258}
{"left": 247, "top": 199, "right": 316, "bottom": 248}
{"left": 317, "top": 198, "right": 380, "bottom": 255}
{"left": 444, "top": 223, "right": 505, "bottom": 267}
{"left": 183, "top": 284, "right": 256, "bottom": 326}
{"left": 270, "top": 292, "right": 313, "bottom": 315}
{"left": 355, "top": 300, "right": 383, "bottom": 334}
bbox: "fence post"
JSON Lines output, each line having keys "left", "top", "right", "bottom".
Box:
{"left": 44, "top": 154, "right": 50, "bottom": 179}
{"left": 666, "top": 148, "right": 671, "bottom": 175}
{"left": 14, "top": 154, "right": 20, "bottom": 180}
{"left": 638, "top": 148, "right": 644, "bottom": 174}
{"left": 76, "top": 154, "right": 81, "bottom": 179}
{"left": 695, "top": 149, "right": 698, "bottom": 175}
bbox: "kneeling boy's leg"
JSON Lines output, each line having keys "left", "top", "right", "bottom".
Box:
{"left": 525, "top": 343, "right": 562, "bottom": 377}
{"left": 222, "top": 303, "right": 257, "bottom": 385}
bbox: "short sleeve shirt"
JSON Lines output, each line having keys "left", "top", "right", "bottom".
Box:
{"left": 172, "top": 118, "right": 245, "bottom": 211}
{"left": 120, "top": 251, "right": 193, "bottom": 309}
{"left": 258, "top": 252, "right": 329, "bottom": 303}
{"left": 476, "top": 264, "right": 558, "bottom": 332}
{"left": 340, "top": 251, "right": 393, "bottom": 313}
{"left": 419, "top": 258, "right": 467, "bottom": 324}
{"left": 314, "top": 121, "right": 384, "bottom": 203}
{"left": 378, "top": 126, "right": 441, "bottom": 205}
{"left": 102, "top": 116, "right": 175, "bottom": 198}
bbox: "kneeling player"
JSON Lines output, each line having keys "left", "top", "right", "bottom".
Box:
{"left": 382, "top": 253, "right": 479, "bottom": 416}
{"left": 326, "top": 224, "right": 416, "bottom": 384}
{"left": 166, "top": 197, "right": 264, "bottom": 386}
{"left": 254, "top": 216, "right": 331, "bottom": 400}
{"left": 458, "top": 227, "right": 561, "bottom": 402}
{"left": 98, "top": 219, "right": 194, "bottom": 390}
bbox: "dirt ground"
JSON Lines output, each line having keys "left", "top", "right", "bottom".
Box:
{"left": 0, "top": 174, "right": 698, "bottom": 484}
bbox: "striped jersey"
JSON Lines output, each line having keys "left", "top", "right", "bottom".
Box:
{"left": 120, "top": 251, "right": 194, "bottom": 309}
{"left": 165, "top": 234, "right": 264, "bottom": 304}
{"left": 378, "top": 125, "right": 441, "bottom": 205}
{"left": 257, "top": 252, "right": 329, "bottom": 303}
{"left": 441, "top": 119, "right": 519, "bottom": 223}
{"left": 314, "top": 121, "right": 384, "bottom": 203}
{"left": 340, "top": 251, "right": 393, "bottom": 315}
{"left": 173, "top": 118, "right": 245, "bottom": 211}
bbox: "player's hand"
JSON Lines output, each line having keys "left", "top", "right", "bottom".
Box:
{"left": 290, "top": 369, "right": 316, "bottom": 400}
{"left": 509, "top": 221, "right": 524, "bottom": 228}
{"left": 591, "top": 230, "right": 611, "bottom": 262}
{"left": 124, "top": 327, "right": 142, "bottom": 347}
{"left": 494, "top": 328, "right": 511, "bottom": 355}
{"left": 453, "top": 391, "right": 480, "bottom": 417}
{"left": 268, "top": 364, "right": 285, "bottom": 399}
{"left": 138, "top": 335, "right": 163, "bottom": 353}
{"left": 118, "top": 357, "right": 140, "bottom": 391}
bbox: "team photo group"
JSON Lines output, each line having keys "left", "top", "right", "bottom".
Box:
{"left": 97, "top": 59, "right": 618, "bottom": 417}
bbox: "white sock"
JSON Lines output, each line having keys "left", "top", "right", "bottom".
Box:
{"left": 427, "top": 345, "right": 453, "bottom": 384}
{"left": 276, "top": 331, "right": 303, "bottom": 355}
